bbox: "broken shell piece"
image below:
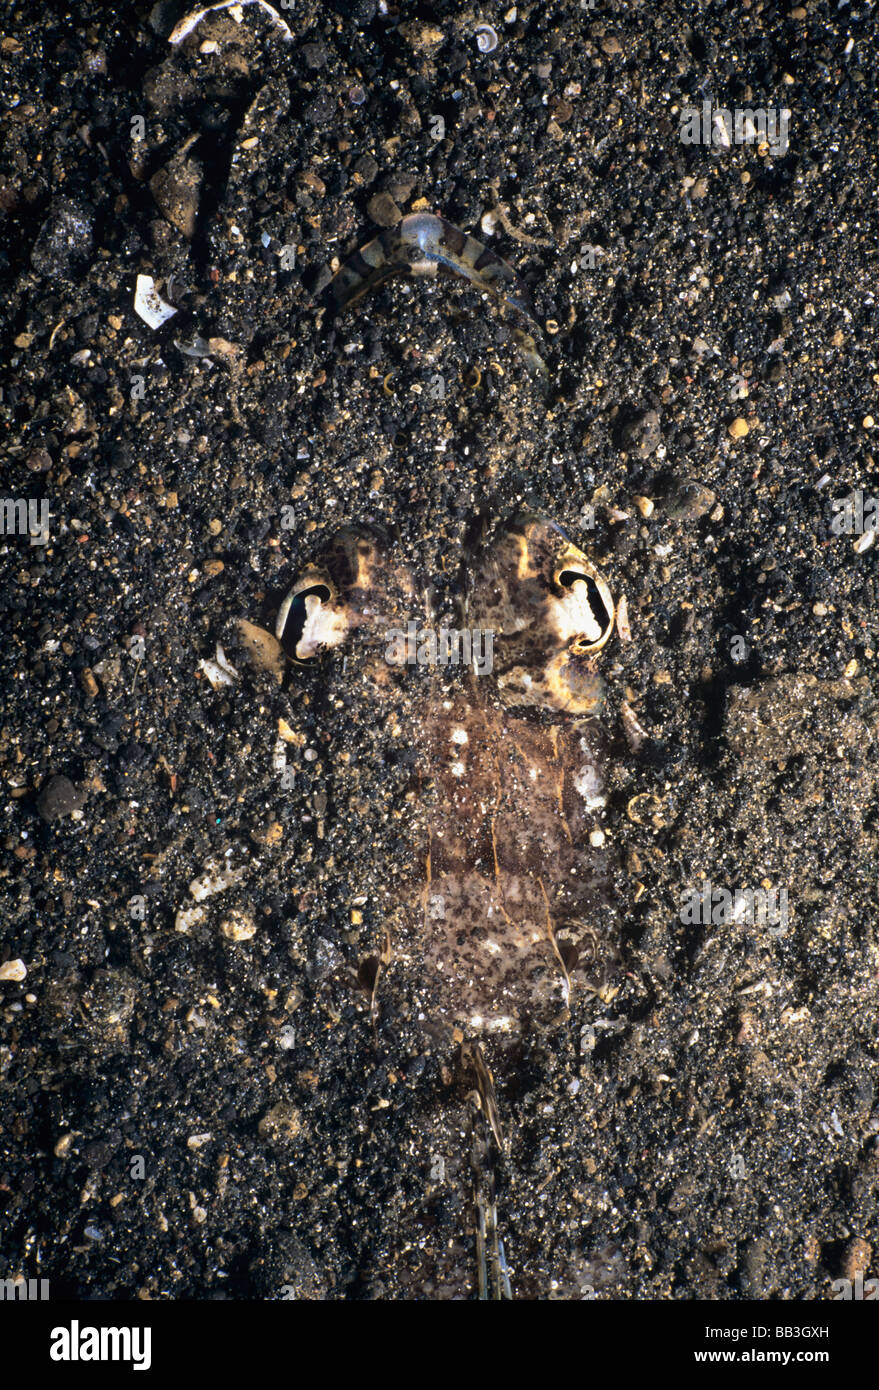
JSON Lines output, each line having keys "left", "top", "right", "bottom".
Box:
{"left": 626, "top": 792, "right": 665, "bottom": 826}
{"left": 168, "top": 0, "right": 294, "bottom": 45}
{"left": 615, "top": 593, "right": 632, "bottom": 643}
{"left": 198, "top": 643, "right": 239, "bottom": 689}
{"left": 175, "top": 334, "right": 213, "bottom": 358}
{"left": 134, "top": 274, "right": 178, "bottom": 328}
{"left": 620, "top": 699, "right": 649, "bottom": 752}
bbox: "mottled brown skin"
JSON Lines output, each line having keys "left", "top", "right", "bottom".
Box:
{"left": 412, "top": 696, "right": 612, "bottom": 1040}
{"left": 283, "top": 514, "right": 617, "bottom": 1052}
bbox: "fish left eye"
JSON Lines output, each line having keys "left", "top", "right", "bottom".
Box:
{"left": 558, "top": 570, "right": 614, "bottom": 648}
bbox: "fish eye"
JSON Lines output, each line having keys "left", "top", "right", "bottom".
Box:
{"left": 557, "top": 570, "right": 614, "bottom": 648}
{"left": 276, "top": 584, "right": 332, "bottom": 662}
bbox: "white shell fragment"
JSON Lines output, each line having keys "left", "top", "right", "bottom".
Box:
{"left": 175, "top": 905, "right": 206, "bottom": 933}
{"left": 0, "top": 959, "right": 27, "bottom": 983}
{"left": 189, "top": 862, "right": 248, "bottom": 902}
{"left": 168, "top": 0, "right": 294, "bottom": 45}
{"left": 134, "top": 274, "right": 178, "bottom": 328}
{"left": 198, "top": 644, "right": 240, "bottom": 689}
{"left": 615, "top": 592, "right": 632, "bottom": 642}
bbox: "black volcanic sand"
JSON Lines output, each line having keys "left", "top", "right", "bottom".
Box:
{"left": 1, "top": 0, "right": 878, "bottom": 1299}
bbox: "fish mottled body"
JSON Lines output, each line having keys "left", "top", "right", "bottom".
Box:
{"left": 279, "top": 514, "right": 617, "bottom": 1052}
{"left": 410, "top": 695, "right": 612, "bottom": 1040}
{"left": 282, "top": 224, "right": 616, "bottom": 1296}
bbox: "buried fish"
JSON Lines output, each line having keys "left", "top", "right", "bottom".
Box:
{"left": 276, "top": 513, "right": 620, "bottom": 1296}
{"left": 314, "top": 212, "right": 550, "bottom": 388}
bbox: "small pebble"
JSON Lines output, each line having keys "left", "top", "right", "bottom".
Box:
{"left": 220, "top": 911, "right": 257, "bottom": 942}
{"left": 615, "top": 594, "right": 632, "bottom": 643}
{"left": 0, "top": 959, "right": 27, "bottom": 983}
{"left": 149, "top": 145, "right": 202, "bottom": 240}
{"left": 842, "top": 1237, "right": 872, "bottom": 1283}
{"left": 367, "top": 191, "right": 402, "bottom": 228}
{"left": 662, "top": 479, "right": 716, "bottom": 522}
{"left": 258, "top": 1102, "right": 302, "bottom": 1144}
{"left": 36, "top": 775, "right": 82, "bottom": 823}
{"left": 729, "top": 417, "right": 750, "bottom": 439}
{"left": 620, "top": 409, "right": 662, "bottom": 458}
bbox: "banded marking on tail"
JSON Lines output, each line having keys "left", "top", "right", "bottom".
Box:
{"left": 315, "top": 212, "right": 549, "bottom": 387}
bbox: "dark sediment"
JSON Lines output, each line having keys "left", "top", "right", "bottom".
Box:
{"left": 0, "top": 0, "right": 877, "bottom": 1299}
